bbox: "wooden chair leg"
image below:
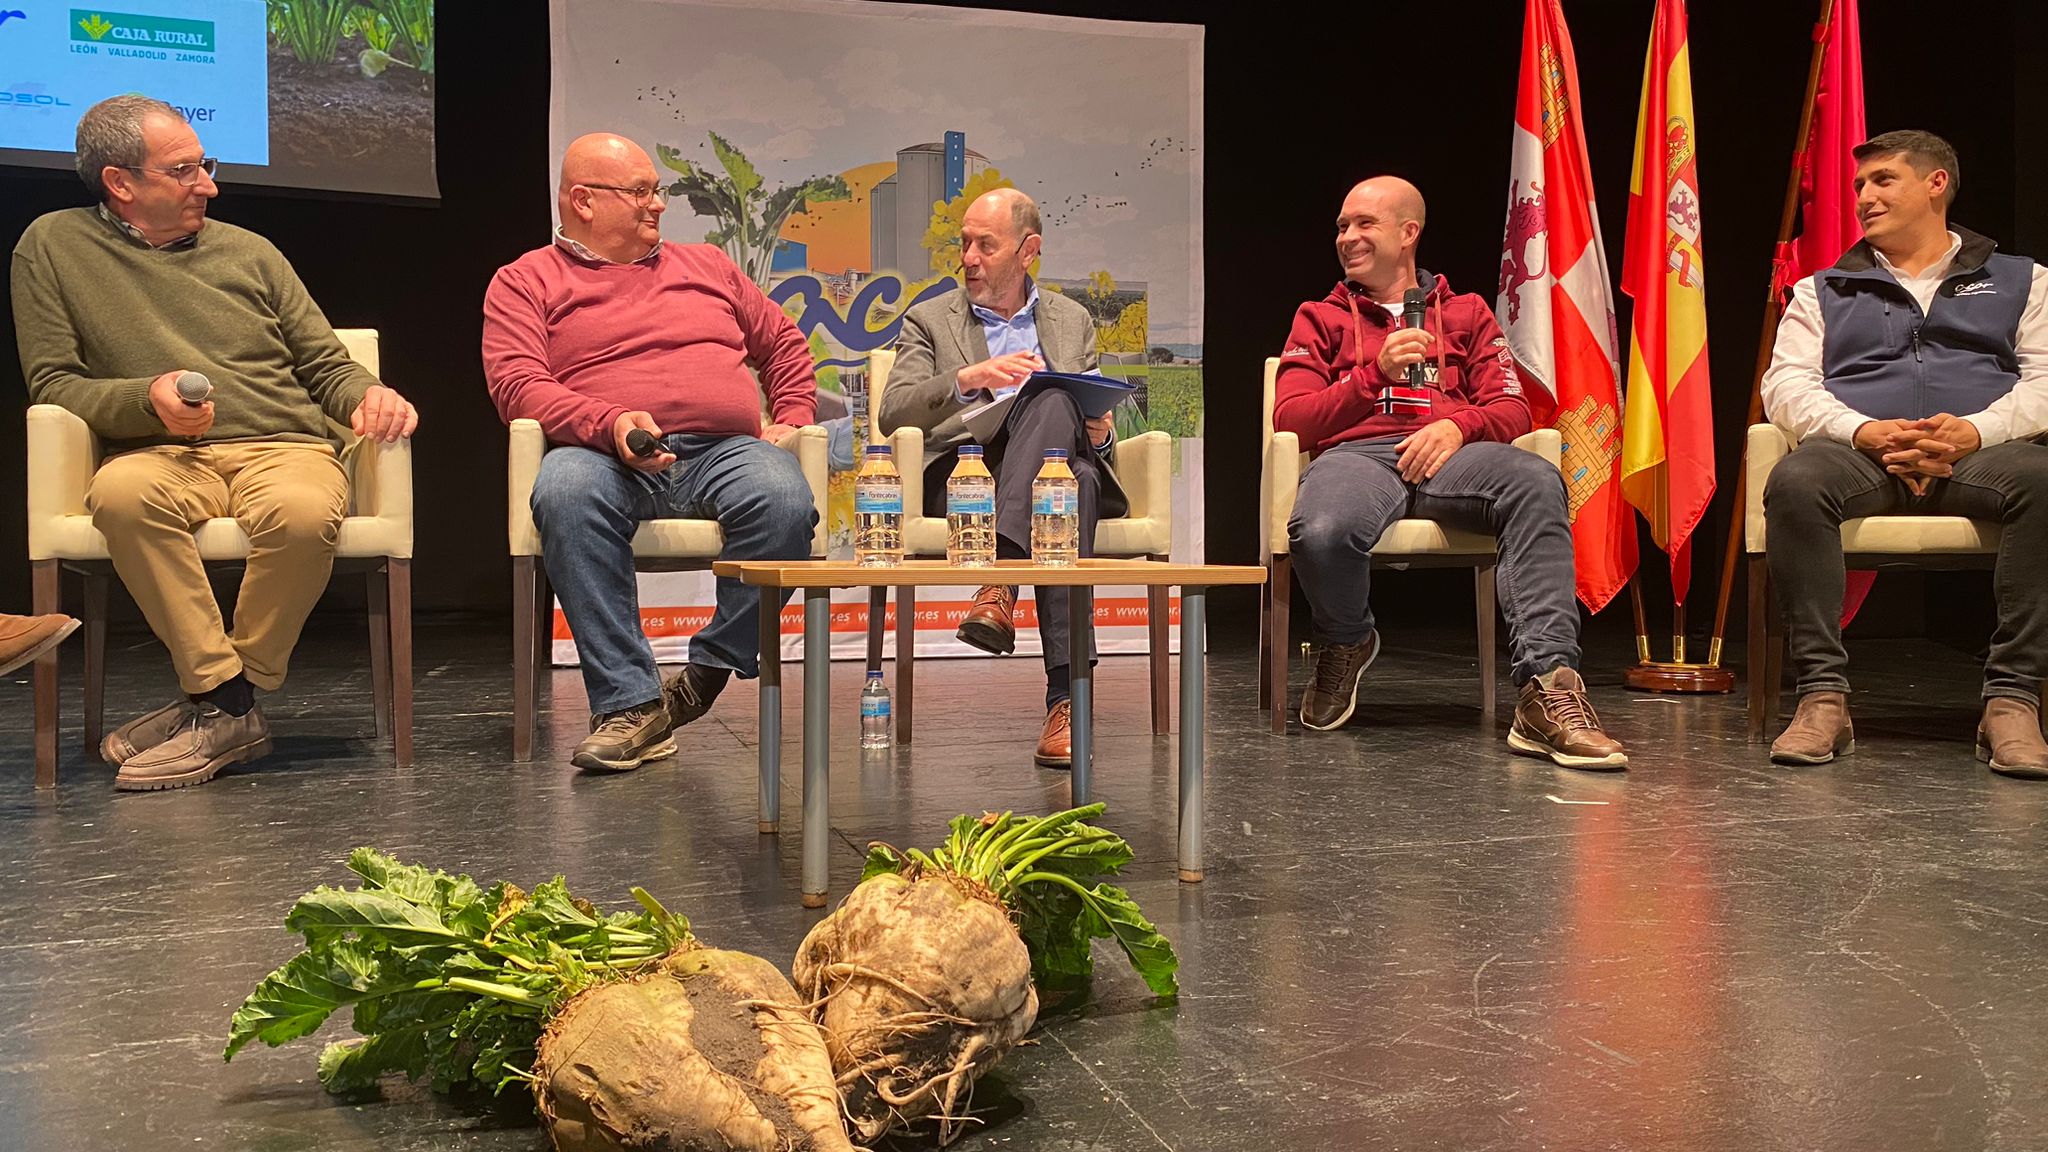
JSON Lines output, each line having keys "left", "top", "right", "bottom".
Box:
{"left": 1765, "top": 573, "right": 1786, "bottom": 724}
{"left": 33, "top": 560, "right": 61, "bottom": 789}
{"left": 82, "top": 571, "right": 109, "bottom": 754}
{"left": 367, "top": 566, "right": 393, "bottom": 740}
{"left": 388, "top": 558, "right": 414, "bottom": 767}
{"left": 1148, "top": 555, "right": 1171, "bottom": 734}
{"left": 513, "top": 556, "right": 537, "bottom": 763}
{"left": 896, "top": 584, "right": 915, "bottom": 744}
{"left": 1256, "top": 574, "right": 1273, "bottom": 711}
{"left": 1269, "top": 554, "right": 1292, "bottom": 734}
{"left": 865, "top": 587, "right": 886, "bottom": 677}
{"left": 1475, "top": 563, "right": 1498, "bottom": 720}
{"left": 1746, "top": 555, "right": 1769, "bottom": 741}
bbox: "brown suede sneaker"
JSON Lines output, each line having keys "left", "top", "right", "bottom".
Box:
{"left": 102, "top": 699, "right": 194, "bottom": 767}
{"left": 0, "top": 613, "right": 78, "bottom": 677}
{"left": 1977, "top": 697, "right": 2048, "bottom": 780}
{"left": 1035, "top": 699, "right": 1073, "bottom": 769}
{"left": 1508, "top": 666, "right": 1628, "bottom": 770}
{"left": 956, "top": 584, "right": 1018, "bottom": 656}
{"left": 573, "top": 700, "right": 677, "bottom": 774}
{"left": 1770, "top": 691, "right": 1854, "bottom": 765}
{"left": 114, "top": 704, "right": 272, "bottom": 791}
{"left": 1298, "top": 632, "right": 1379, "bottom": 731}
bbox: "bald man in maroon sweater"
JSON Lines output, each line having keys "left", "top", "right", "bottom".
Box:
{"left": 483, "top": 133, "right": 818, "bottom": 773}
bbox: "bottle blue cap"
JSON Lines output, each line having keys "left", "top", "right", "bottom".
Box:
{"left": 866, "top": 670, "right": 884, "bottom": 680}
{"left": 959, "top": 444, "right": 984, "bottom": 456}
{"left": 1044, "top": 449, "right": 1069, "bottom": 460}
{"left": 864, "top": 444, "right": 892, "bottom": 456}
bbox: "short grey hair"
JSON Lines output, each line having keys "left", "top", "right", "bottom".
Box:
{"left": 75, "top": 94, "right": 185, "bottom": 201}
{"left": 1012, "top": 195, "right": 1041, "bottom": 240}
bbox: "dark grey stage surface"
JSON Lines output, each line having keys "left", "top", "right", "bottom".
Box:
{"left": 2, "top": 615, "right": 2044, "bottom": 1151}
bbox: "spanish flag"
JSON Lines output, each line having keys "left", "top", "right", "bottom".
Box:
{"left": 1620, "top": 0, "right": 1716, "bottom": 604}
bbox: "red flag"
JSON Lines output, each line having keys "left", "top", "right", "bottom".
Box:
{"left": 1497, "top": 0, "right": 1634, "bottom": 612}
{"left": 1621, "top": 0, "right": 1716, "bottom": 605}
{"left": 1771, "top": 0, "right": 1874, "bottom": 626}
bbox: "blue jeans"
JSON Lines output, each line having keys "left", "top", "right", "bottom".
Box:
{"left": 531, "top": 433, "right": 816, "bottom": 714}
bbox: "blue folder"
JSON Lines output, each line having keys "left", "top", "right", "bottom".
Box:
{"left": 961, "top": 371, "right": 1138, "bottom": 444}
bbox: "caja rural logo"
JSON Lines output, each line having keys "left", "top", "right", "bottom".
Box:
{"left": 72, "top": 9, "right": 216, "bottom": 58}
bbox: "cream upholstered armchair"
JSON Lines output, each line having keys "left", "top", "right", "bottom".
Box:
{"left": 1256, "top": 356, "right": 1561, "bottom": 733}
{"left": 26, "top": 328, "right": 414, "bottom": 788}
{"left": 1741, "top": 422, "right": 1999, "bottom": 738}
{"left": 863, "top": 348, "right": 1176, "bottom": 740}
{"left": 506, "top": 418, "right": 828, "bottom": 761}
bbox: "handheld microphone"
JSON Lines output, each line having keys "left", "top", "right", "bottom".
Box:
{"left": 625, "top": 428, "right": 660, "bottom": 458}
{"left": 1400, "top": 289, "right": 1428, "bottom": 388}
{"left": 174, "top": 371, "right": 212, "bottom": 407}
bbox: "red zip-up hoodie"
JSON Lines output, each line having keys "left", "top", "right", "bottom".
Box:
{"left": 1274, "top": 272, "right": 1531, "bottom": 455}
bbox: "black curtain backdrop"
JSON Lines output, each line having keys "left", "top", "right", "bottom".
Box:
{"left": 1, "top": 0, "right": 2037, "bottom": 645}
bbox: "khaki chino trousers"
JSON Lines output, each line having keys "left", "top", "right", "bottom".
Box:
{"left": 85, "top": 441, "right": 349, "bottom": 696}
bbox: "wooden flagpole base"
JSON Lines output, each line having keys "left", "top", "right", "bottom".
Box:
{"left": 1624, "top": 661, "right": 1736, "bottom": 694}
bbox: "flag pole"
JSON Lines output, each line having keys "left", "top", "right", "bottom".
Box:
{"left": 1704, "top": 0, "right": 1839, "bottom": 670}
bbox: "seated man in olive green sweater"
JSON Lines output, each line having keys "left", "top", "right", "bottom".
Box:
{"left": 9, "top": 95, "right": 419, "bottom": 791}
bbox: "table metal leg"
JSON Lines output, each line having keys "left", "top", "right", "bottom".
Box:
{"left": 757, "top": 587, "right": 781, "bottom": 835}
{"left": 1068, "top": 583, "right": 1093, "bottom": 803}
{"left": 802, "top": 588, "right": 831, "bottom": 908}
{"left": 1178, "top": 587, "right": 1205, "bottom": 883}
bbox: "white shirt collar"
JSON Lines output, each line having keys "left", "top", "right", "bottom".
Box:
{"left": 553, "top": 227, "right": 660, "bottom": 266}
{"left": 1872, "top": 230, "right": 1963, "bottom": 282}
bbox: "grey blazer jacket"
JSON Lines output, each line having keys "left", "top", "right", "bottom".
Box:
{"left": 878, "top": 287, "right": 1111, "bottom": 473}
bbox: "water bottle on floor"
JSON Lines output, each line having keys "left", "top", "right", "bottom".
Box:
{"left": 947, "top": 445, "right": 997, "bottom": 567}
{"left": 1031, "top": 449, "right": 1080, "bottom": 567}
{"left": 859, "top": 671, "right": 892, "bottom": 749}
{"left": 855, "top": 445, "right": 903, "bottom": 567}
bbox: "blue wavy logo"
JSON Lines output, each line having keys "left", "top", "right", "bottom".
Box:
{"left": 769, "top": 273, "right": 958, "bottom": 356}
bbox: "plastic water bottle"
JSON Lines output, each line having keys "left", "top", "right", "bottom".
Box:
{"left": 946, "top": 445, "right": 997, "bottom": 567}
{"left": 855, "top": 445, "right": 903, "bottom": 567}
{"left": 1031, "top": 449, "right": 1080, "bottom": 567}
{"left": 859, "top": 671, "right": 892, "bottom": 749}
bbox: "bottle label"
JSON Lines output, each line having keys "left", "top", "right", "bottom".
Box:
{"left": 860, "top": 698, "right": 890, "bottom": 718}
{"left": 855, "top": 493, "right": 903, "bottom": 515}
{"left": 948, "top": 494, "right": 995, "bottom": 516}
{"left": 1033, "top": 489, "right": 1077, "bottom": 515}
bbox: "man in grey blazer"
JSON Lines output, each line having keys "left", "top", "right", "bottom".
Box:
{"left": 879, "top": 187, "right": 1126, "bottom": 769}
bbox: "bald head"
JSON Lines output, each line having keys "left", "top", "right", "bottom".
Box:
{"left": 558, "top": 132, "right": 666, "bottom": 262}
{"left": 1334, "top": 176, "right": 1426, "bottom": 299}
{"left": 959, "top": 185, "right": 1043, "bottom": 314}
{"left": 963, "top": 186, "right": 1042, "bottom": 243}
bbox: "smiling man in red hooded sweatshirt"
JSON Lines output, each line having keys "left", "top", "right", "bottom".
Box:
{"left": 1275, "top": 176, "right": 1625, "bottom": 769}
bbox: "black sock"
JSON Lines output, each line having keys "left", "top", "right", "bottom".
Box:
{"left": 689, "top": 663, "right": 731, "bottom": 699}
{"left": 1046, "top": 666, "right": 1070, "bottom": 711}
{"left": 195, "top": 673, "right": 255, "bottom": 717}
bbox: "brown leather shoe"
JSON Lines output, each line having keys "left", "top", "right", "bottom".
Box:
{"left": 115, "top": 704, "right": 272, "bottom": 791}
{"left": 1770, "top": 691, "right": 1854, "bottom": 765}
{"left": 103, "top": 699, "right": 196, "bottom": 767}
{"left": 1508, "top": 666, "right": 1627, "bottom": 770}
{"left": 1978, "top": 697, "right": 2048, "bottom": 780}
{"left": 0, "top": 613, "right": 79, "bottom": 677}
{"left": 957, "top": 585, "right": 1018, "bottom": 655}
{"left": 1035, "top": 700, "right": 1072, "bottom": 769}
{"left": 1298, "top": 632, "right": 1379, "bottom": 731}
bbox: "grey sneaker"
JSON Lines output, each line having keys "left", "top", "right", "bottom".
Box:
{"left": 1298, "top": 631, "right": 1379, "bottom": 731}
{"left": 661, "top": 664, "right": 729, "bottom": 730}
{"left": 114, "top": 704, "right": 272, "bottom": 791}
{"left": 102, "top": 699, "right": 195, "bottom": 767}
{"left": 573, "top": 701, "right": 676, "bottom": 773}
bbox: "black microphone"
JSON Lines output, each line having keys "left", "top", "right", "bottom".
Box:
{"left": 625, "top": 428, "right": 660, "bottom": 458}
{"left": 1401, "top": 289, "right": 1428, "bottom": 388}
{"left": 174, "top": 370, "right": 212, "bottom": 407}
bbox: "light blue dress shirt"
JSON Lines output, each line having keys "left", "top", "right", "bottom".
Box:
{"left": 966, "top": 279, "right": 1043, "bottom": 401}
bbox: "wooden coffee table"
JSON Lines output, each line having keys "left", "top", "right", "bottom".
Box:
{"left": 712, "top": 558, "right": 1267, "bottom": 906}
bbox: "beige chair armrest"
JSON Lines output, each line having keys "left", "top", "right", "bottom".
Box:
{"left": 784, "top": 424, "right": 829, "bottom": 557}
{"left": 1745, "top": 423, "right": 1790, "bottom": 554}
{"left": 26, "top": 404, "right": 98, "bottom": 562}
{"left": 889, "top": 426, "right": 927, "bottom": 516}
{"left": 1119, "top": 430, "right": 1171, "bottom": 524}
{"left": 350, "top": 435, "right": 415, "bottom": 558}
{"left": 1263, "top": 430, "right": 1302, "bottom": 558}
{"left": 1512, "top": 427, "right": 1562, "bottom": 466}
{"left": 508, "top": 418, "right": 545, "bottom": 557}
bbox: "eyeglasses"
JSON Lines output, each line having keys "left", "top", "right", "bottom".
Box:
{"left": 121, "top": 157, "right": 219, "bottom": 186}
{"left": 580, "top": 182, "right": 671, "bottom": 205}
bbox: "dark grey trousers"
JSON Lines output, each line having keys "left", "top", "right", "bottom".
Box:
{"left": 1763, "top": 437, "right": 2048, "bottom": 705}
{"left": 1289, "top": 438, "right": 1581, "bottom": 686}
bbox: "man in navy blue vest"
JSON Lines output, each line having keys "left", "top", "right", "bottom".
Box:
{"left": 1762, "top": 130, "right": 2048, "bottom": 777}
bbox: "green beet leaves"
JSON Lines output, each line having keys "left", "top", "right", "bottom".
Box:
{"left": 224, "top": 848, "right": 692, "bottom": 1095}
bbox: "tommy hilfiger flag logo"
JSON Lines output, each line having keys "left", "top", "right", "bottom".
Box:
{"left": 1378, "top": 383, "right": 1433, "bottom": 416}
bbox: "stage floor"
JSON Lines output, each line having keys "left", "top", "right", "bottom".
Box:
{"left": 2, "top": 616, "right": 2044, "bottom": 1150}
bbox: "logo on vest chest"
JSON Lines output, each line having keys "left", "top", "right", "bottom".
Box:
{"left": 1952, "top": 279, "right": 1997, "bottom": 297}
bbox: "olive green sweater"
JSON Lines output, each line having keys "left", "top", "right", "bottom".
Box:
{"left": 10, "top": 207, "right": 379, "bottom": 453}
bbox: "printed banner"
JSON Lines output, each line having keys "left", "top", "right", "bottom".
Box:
{"left": 548, "top": 0, "right": 1205, "bottom": 662}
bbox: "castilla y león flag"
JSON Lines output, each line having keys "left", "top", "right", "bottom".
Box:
{"left": 1621, "top": 0, "right": 1716, "bottom": 605}
{"left": 1497, "top": 0, "right": 1634, "bottom": 613}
